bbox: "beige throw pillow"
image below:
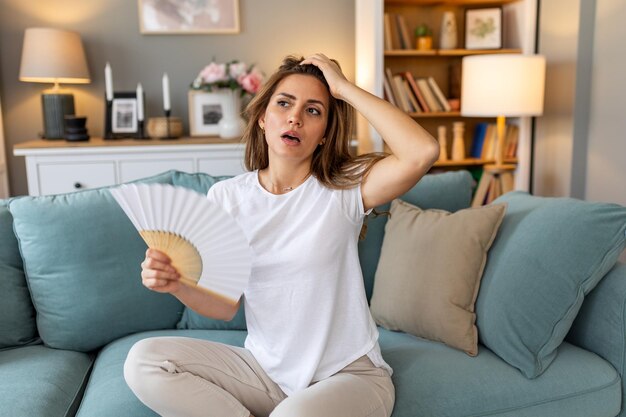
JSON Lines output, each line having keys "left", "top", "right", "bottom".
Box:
{"left": 370, "top": 199, "right": 506, "bottom": 356}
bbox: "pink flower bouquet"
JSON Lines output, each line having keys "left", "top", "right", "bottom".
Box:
{"left": 191, "top": 60, "right": 264, "bottom": 96}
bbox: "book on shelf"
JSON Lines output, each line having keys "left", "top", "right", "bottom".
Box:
{"left": 504, "top": 124, "right": 519, "bottom": 158}
{"left": 384, "top": 13, "right": 407, "bottom": 50}
{"left": 402, "top": 78, "right": 422, "bottom": 113}
{"left": 404, "top": 72, "right": 431, "bottom": 112}
{"left": 396, "top": 14, "right": 413, "bottom": 50}
{"left": 385, "top": 68, "right": 402, "bottom": 107}
{"left": 470, "top": 123, "right": 520, "bottom": 160}
{"left": 382, "top": 75, "right": 396, "bottom": 106}
{"left": 427, "top": 77, "right": 452, "bottom": 112}
{"left": 383, "top": 13, "right": 394, "bottom": 50}
{"left": 393, "top": 75, "right": 412, "bottom": 112}
{"left": 416, "top": 78, "right": 443, "bottom": 112}
{"left": 470, "top": 123, "right": 488, "bottom": 158}
{"left": 481, "top": 124, "right": 496, "bottom": 160}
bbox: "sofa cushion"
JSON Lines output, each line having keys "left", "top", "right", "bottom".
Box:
{"left": 0, "top": 200, "right": 39, "bottom": 349}
{"left": 476, "top": 191, "right": 626, "bottom": 378}
{"left": 0, "top": 345, "right": 93, "bottom": 417}
{"left": 379, "top": 329, "right": 620, "bottom": 417}
{"left": 76, "top": 329, "right": 247, "bottom": 417}
{"left": 8, "top": 171, "right": 184, "bottom": 352}
{"left": 359, "top": 170, "right": 474, "bottom": 301}
{"left": 371, "top": 200, "right": 505, "bottom": 356}
{"left": 177, "top": 306, "right": 247, "bottom": 331}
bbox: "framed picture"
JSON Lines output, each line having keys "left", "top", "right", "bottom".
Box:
{"left": 112, "top": 98, "right": 138, "bottom": 134}
{"left": 188, "top": 90, "right": 226, "bottom": 136}
{"left": 464, "top": 7, "right": 502, "bottom": 50}
{"left": 138, "top": 0, "right": 240, "bottom": 34}
{"left": 105, "top": 92, "right": 140, "bottom": 139}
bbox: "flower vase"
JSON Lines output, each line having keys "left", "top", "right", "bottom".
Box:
{"left": 218, "top": 89, "right": 246, "bottom": 139}
{"left": 440, "top": 11, "right": 458, "bottom": 50}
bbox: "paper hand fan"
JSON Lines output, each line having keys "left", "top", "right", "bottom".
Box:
{"left": 110, "top": 183, "right": 251, "bottom": 306}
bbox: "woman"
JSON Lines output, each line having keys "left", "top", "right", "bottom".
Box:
{"left": 124, "top": 53, "right": 439, "bottom": 417}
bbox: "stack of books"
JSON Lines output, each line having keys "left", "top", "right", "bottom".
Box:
{"left": 384, "top": 69, "right": 453, "bottom": 114}
{"left": 384, "top": 13, "right": 413, "bottom": 50}
{"left": 469, "top": 123, "right": 519, "bottom": 160}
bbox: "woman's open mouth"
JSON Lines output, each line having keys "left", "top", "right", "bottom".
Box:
{"left": 281, "top": 131, "right": 301, "bottom": 143}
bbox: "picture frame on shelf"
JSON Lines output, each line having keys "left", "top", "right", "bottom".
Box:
{"left": 464, "top": 7, "right": 502, "bottom": 50}
{"left": 188, "top": 90, "right": 226, "bottom": 136}
{"left": 105, "top": 91, "right": 140, "bottom": 139}
{"left": 112, "top": 97, "right": 138, "bottom": 134}
{"left": 138, "top": 0, "right": 240, "bottom": 34}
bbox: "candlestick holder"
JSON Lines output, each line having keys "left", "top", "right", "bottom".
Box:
{"left": 104, "top": 98, "right": 113, "bottom": 139}
{"left": 137, "top": 119, "right": 147, "bottom": 139}
{"left": 165, "top": 109, "right": 171, "bottom": 139}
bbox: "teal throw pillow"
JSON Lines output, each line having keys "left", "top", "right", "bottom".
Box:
{"left": 0, "top": 200, "right": 39, "bottom": 349}
{"left": 8, "top": 171, "right": 184, "bottom": 352}
{"left": 476, "top": 191, "right": 626, "bottom": 378}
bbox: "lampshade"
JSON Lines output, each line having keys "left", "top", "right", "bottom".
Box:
{"left": 19, "top": 28, "right": 90, "bottom": 84}
{"left": 461, "top": 54, "right": 545, "bottom": 117}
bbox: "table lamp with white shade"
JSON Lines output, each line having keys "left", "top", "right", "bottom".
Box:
{"left": 461, "top": 54, "right": 545, "bottom": 206}
{"left": 19, "top": 27, "right": 91, "bottom": 139}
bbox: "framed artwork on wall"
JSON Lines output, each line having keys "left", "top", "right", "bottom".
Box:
{"left": 138, "top": 0, "right": 240, "bottom": 34}
{"left": 188, "top": 90, "right": 226, "bottom": 136}
{"left": 464, "top": 7, "right": 503, "bottom": 50}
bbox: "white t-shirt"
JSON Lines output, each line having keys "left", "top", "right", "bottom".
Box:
{"left": 207, "top": 171, "right": 392, "bottom": 396}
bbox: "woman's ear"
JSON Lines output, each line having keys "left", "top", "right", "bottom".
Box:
{"left": 258, "top": 117, "right": 265, "bottom": 131}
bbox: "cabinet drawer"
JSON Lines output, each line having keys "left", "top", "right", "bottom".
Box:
{"left": 198, "top": 157, "right": 245, "bottom": 176}
{"left": 38, "top": 162, "right": 116, "bottom": 195}
{"left": 119, "top": 159, "right": 194, "bottom": 183}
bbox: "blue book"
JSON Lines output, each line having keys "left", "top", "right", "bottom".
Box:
{"left": 470, "top": 123, "right": 488, "bottom": 158}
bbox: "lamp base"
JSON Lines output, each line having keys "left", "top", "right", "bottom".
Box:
{"left": 42, "top": 93, "right": 75, "bottom": 139}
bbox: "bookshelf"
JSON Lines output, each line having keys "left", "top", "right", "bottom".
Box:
{"left": 355, "top": 0, "right": 538, "bottom": 192}
{"left": 0, "top": 95, "right": 8, "bottom": 198}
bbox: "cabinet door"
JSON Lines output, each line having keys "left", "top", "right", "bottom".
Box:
{"left": 198, "top": 157, "right": 245, "bottom": 176}
{"left": 38, "top": 162, "right": 116, "bottom": 195}
{"left": 119, "top": 159, "right": 194, "bottom": 183}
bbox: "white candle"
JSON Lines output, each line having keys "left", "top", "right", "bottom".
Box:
{"left": 105, "top": 62, "right": 113, "bottom": 102}
{"left": 162, "top": 73, "right": 171, "bottom": 111}
{"left": 136, "top": 83, "right": 144, "bottom": 121}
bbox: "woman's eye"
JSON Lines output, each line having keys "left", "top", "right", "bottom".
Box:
{"left": 307, "top": 107, "right": 321, "bottom": 116}
{"left": 277, "top": 100, "right": 289, "bottom": 107}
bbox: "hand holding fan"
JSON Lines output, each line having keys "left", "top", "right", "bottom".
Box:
{"left": 110, "top": 183, "right": 251, "bottom": 306}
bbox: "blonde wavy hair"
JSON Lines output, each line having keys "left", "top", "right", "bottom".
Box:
{"left": 242, "top": 55, "right": 386, "bottom": 190}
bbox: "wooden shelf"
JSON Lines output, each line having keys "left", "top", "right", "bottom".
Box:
{"left": 385, "top": 48, "right": 522, "bottom": 57}
{"left": 408, "top": 111, "right": 461, "bottom": 118}
{"left": 433, "top": 158, "right": 518, "bottom": 167}
{"left": 385, "top": 0, "right": 520, "bottom": 5}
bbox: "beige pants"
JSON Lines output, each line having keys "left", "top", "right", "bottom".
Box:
{"left": 124, "top": 337, "right": 395, "bottom": 417}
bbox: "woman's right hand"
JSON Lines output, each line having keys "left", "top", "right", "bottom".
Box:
{"left": 140, "top": 248, "right": 181, "bottom": 293}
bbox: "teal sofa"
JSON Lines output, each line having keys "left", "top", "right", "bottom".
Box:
{"left": 1, "top": 169, "right": 625, "bottom": 417}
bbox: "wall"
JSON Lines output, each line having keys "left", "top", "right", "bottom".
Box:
{"left": 584, "top": 0, "right": 626, "bottom": 206}
{"left": 533, "top": 0, "right": 580, "bottom": 197}
{"left": 0, "top": 0, "right": 356, "bottom": 196}
{"left": 535, "top": 0, "right": 626, "bottom": 206}
{"left": 535, "top": 0, "right": 626, "bottom": 261}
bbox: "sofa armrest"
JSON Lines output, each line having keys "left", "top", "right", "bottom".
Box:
{"left": 567, "top": 261, "right": 626, "bottom": 415}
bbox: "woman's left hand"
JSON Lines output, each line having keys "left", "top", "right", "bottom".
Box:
{"left": 301, "top": 53, "right": 351, "bottom": 100}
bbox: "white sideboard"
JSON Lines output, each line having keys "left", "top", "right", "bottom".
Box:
{"left": 13, "top": 137, "right": 246, "bottom": 196}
